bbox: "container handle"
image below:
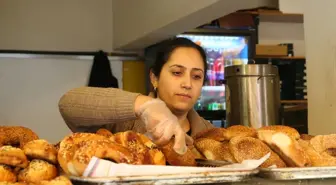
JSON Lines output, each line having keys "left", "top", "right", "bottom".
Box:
{"left": 248, "top": 59, "right": 256, "bottom": 64}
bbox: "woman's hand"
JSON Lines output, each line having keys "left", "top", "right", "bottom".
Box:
{"left": 135, "top": 96, "right": 190, "bottom": 155}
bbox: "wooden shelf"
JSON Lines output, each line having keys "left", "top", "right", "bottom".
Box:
{"left": 235, "top": 11, "right": 304, "bottom": 23}
{"left": 282, "top": 100, "right": 308, "bottom": 112}
{"left": 284, "top": 104, "right": 307, "bottom": 112}
{"left": 281, "top": 100, "right": 307, "bottom": 104}
{"left": 255, "top": 56, "right": 305, "bottom": 60}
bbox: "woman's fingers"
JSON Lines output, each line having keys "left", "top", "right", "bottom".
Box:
{"left": 185, "top": 134, "right": 194, "bottom": 146}
{"left": 152, "top": 122, "right": 174, "bottom": 146}
{"left": 172, "top": 127, "right": 187, "bottom": 155}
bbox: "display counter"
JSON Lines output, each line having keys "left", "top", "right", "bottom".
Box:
{"left": 70, "top": 177, "right": 336, "bottom": 185}
{"left": 234, "top": 177, "right": 336, "bottom": 185}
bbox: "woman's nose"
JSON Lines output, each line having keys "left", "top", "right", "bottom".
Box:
{"left": 181, "top": 76, "right": 192, "bottom": 89}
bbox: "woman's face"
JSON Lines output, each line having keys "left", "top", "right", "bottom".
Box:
{"left": 151, "top": 47, "right": 205, "bottom": 114}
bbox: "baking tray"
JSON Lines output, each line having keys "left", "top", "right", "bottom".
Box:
{"left": 195, "top": 158, "right": 233, "bottom": 167}
{"left": 259, "top": 167, "right": 336, "bottom": 180}
{"left": 70, "top": 169, "right": 258, "bottom": 185}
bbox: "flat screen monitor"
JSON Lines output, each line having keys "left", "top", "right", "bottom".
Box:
{"left": 177, "top": 29, "right": 255, "bottom": 112}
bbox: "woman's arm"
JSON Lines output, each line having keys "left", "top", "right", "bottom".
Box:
{"left": 58, "top": 86, "right": 152, "bottom": 132}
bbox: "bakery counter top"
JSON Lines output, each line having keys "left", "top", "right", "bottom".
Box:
{"left": 233, "top": 177, "right": 336, "bottom": 185}
{"left": 71, "top": 177, "right": 336, "bottom": 185}
{"left": 177, "top": 177, "right": 336, "bottom": 185}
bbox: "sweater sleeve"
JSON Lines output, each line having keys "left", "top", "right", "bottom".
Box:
{"left": 58, "top": 86, "right": 141, "bottom": 132}
{"left": 202, "top": 118, "right": 215, "bottom": 129}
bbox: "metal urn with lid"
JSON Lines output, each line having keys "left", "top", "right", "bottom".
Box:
{"left": 224, "top": 64, "right": 281, "bottom": 128}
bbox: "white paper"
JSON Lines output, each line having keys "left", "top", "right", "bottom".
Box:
{"left": 82, "top": 152, "right": 270, "bottom": 178}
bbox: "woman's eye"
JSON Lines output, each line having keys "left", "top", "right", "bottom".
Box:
{"left": 172, "top": 71, "right": 182, "bottom": 76}
{"left": 193, "top": 75, "right": 202, "bottom": 80}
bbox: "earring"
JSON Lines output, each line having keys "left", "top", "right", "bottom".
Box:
{"left": 153, "top": 86, "right": 157, "bottom": 92}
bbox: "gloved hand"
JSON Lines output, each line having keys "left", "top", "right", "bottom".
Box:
{"left": 137, "top": 99, "right": 192, "bottom": 155}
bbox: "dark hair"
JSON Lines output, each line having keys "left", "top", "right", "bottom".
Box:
{"left": 151, "top": 37, "right": 208, "bottom": 83}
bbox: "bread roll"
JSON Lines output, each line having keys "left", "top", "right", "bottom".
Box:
{"left": 159, "top": 139, "right": 197, "bottom": 166}
{"left": 0, "top": 165, "right": 16, "bottom": 182}
{"left": 193, "top": 128, "right": 227, "bottom": 141}
{"left": 0, "top": 146, "right": 29, "bottom": 168}
{"left": 258, "top": 125, "right": 300, "bottom": 140}
{"left": 70, "top": 139, "right": 139, "bottom": 176}
{"left": 23, "top": 139, "right": 58, "bottom": 164}
{"left": 57, "top": 133, "right": 107, "bottom": 175}
{"left": 96, "top": 128, "right": 113, "bottom": 138}
{"left": 18, "top": 159, "right": 58, "bottom": 183}
{"left": 229, "top": 136, "right": 286, "bottom": 168}
{"left": 111, "top": 131, "right": 166, "bottom": 165}
{"left": 224, "top": 125, "right": 257, "bottom": 140}
{"left": 307, "top": 134, "right": 336, "bottom": 166}
{"left": 194, "top": 138, "right": 236, "bottom": 163}
{"left": 298, "top": 139, "right": 336, "bottom": 167}
{"left": 194, "top": 125, "right": 256, "bottom": 142}
{"left": 258, "top": 130, "right": 310, "bottom": 167}
{"left": 0, "top": 126, "right": 39, "bottom": 149}
{"left": 310, "top": 134, "right": 336, "bottom": 154}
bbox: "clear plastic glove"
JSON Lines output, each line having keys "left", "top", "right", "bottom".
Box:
{"left": 137, "top": 99, "right": 192, "bottom": 155}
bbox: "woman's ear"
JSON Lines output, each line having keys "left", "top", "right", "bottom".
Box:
{"left": 150, "top": 70, "right": 158, "bottom": 89}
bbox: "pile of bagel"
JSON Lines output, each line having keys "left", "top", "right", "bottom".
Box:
{"left": 193, "top": 125, "right": 336, "bottom": 168}
{"left": 57, "top": 128, "right": 203, "bottom": 176}
{"left": 57, "top": 125, "right": 336, "bottom": 177}
{"left": 2, "top": 124, "right": 336, "bottom": 183}
{"left": 0, "top": 126, "right": 72, "bottom": 184}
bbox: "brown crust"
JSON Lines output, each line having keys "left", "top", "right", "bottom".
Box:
{"left": 298, "top": 139, "right": 336, "bottom": 167}
{"left": 0, "top": 126, "right": 39, "bottom": 149}
{"left": 194, "top": 126, "right": 256, "bottom": 142}
{"left": 0, "top": 146, "right": 29, "bottom": 168}
{"left": 18, "top": 159, "right": 58, "bottom": 183}
{"left": 0, "top": 165, "right": 17, "bottom": 182}
{"left": 224, "top": 125, "right": 257, "bottom": 140}
{"left": 194, "top": 138, "right": 236, "bottom": 163}
{"left": 0, "top": 182, "right": 27, "bottom": 185}
{"left": 193, "top": 128, "right": 227, "bottom": 141}
{"left": 258, "top": 125, "right": 300, "bottom": 140}
{"left": 229, "top": 136, "right": 286, "bottom": 168}
{"left": 71, "top": 139, "right": 139, "bottom": 176}
{"left": 136, "top": 133, "right": 157, "bottom": 149}
{"left": 159, "top": 139, "right": 197, "bottom": 166}
{"left": 96, "top": 128, "right": 113, "bottom": 138}
{"left": 57, "top": 133, "right": 109, "bottom": 175}
{"left": 258, "top": 130, "right": 310, "bottom": 167}
{"left": 310, "top": 134, "right": 336, "bottom": 154}
{"left": 308, "top": 134, "right": 336, "bottom": 166}
{"left": 111, "top": 131, "right": 166, "bottom": 165}
{"left": 23, "top": 139, "right": 58, "bottom": 164}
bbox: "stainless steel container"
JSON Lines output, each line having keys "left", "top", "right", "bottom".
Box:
{"left": 225, "top": 64, "right": 281, "bottom": 128}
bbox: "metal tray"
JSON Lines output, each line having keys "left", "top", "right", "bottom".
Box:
{"left": 259, "top": 167, "right": 336, "bottom": 180}
{"left": 195, "top": 159, "right": 233, "bottom": 167}
{"left": 70, "top": 169, "right": 259, "bottom": 185}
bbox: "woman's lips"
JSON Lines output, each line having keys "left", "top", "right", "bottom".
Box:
{"left": 175, "top": 93, "right": 192, "bottom": 99}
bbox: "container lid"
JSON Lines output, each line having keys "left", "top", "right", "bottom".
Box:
{"left": 225, "top": 64, "right": 279, "bottom": 77}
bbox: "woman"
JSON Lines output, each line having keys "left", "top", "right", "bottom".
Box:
{"left": 58, "top": 37, "right": 214, "bottom": 155}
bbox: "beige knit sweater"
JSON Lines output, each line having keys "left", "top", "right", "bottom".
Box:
{"left": 58, "top": 87, "right": 213, "bottom": 137}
